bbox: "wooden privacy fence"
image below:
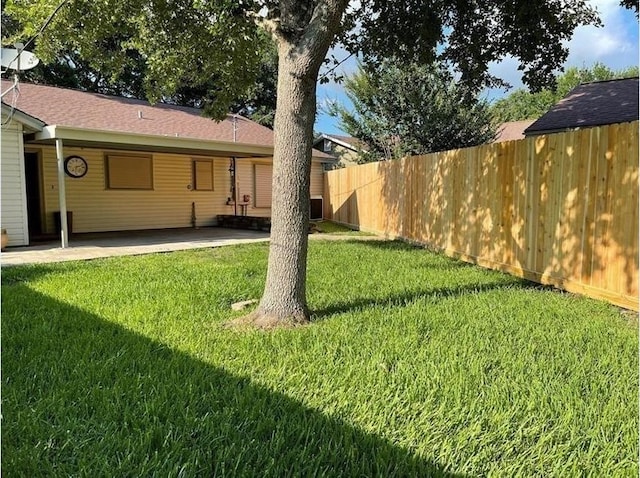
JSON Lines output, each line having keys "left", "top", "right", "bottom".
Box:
{"left": 324, "top": 121, "right": 639, "bottom": 310}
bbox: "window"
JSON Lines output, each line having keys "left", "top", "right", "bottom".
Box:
{"left": 254, "top": 163, "right": 273, "bottom": 208}
{"left": 193, "top": 159, "right": 214, "bottom": 191}
{"left": 106, "top": 154, "right": 153, "bottom": 190}
{"left": 323, "top": 139, "right": 333, "bottom": 153}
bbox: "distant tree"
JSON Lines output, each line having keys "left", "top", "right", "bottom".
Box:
{"left": 330, "top": 62, "right": 497, "bottom": 162}
{"left": 163, "top": 39, "right": 278, "bottom": 127}
{"left": 491, "top": 63, "right": 640, "bottom": 123}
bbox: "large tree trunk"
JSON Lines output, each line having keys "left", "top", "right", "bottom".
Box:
{"left": 255, "top": 42, "right": 317, "bottom": 327}
{"left": 248, "top": 42, "right": 319, "bottom": 328}
{"left": 230, "top": 0, "right": 348, "bottom": 329}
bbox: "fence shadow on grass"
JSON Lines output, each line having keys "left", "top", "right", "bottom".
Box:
{"left": 2, "top": 284, "right": 468, "bottom": 477}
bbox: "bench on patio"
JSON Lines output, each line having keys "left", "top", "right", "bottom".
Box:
{"left": 216, "top": 215, "right": 271, "bottom": 232}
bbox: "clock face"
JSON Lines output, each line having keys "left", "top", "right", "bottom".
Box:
{"left": 64, "top": 156, "right": 88, "bottom": 178}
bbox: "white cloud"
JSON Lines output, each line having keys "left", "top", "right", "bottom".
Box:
{"left": 565, "top": 0, "right": 639, "bottom": 68}
{"left": 486, "top": 2, "right": 639, "bottom": 97}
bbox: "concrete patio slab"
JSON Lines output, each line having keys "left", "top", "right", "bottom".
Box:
{"left": 1, "top": 226, "right": 387, "bottom": 267}
{"left": 1, "top": 227, "right": 270, "bottom": 266}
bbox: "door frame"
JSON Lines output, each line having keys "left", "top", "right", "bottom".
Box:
{"left": 24, "top": 149, "right": 46, "bottom": 240}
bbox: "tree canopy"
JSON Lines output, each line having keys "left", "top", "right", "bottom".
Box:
{"left": 4, "top": 0, "right": 601, "bottom": 114}
{"left": 1, "top": 2, "right": 279, "bottom": 126}
{"left": 330, "top": 61, "right": 497, "bottom": 162}
{"left": 491, "top": 63, "right": 640, "bottom": 123}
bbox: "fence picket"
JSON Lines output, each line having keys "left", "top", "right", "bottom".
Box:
{"left": 324, "top": 121, "right": 639, "bottom": 310}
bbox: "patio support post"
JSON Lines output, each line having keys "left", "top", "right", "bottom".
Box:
{"left": 55, "top": 138, "right": 69, "bottom": 248}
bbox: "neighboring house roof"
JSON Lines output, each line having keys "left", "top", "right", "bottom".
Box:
{"left": 493, "top": 120, "right": 536, "bottom": 143}
{"left": 0, "top": 80, "right": 332, "bottom": 159}
{"left": 313, "top": 133, "right": 367, "bottom": 152}
{"left": 524, "top": 77, "right": 639, "bottom": 136}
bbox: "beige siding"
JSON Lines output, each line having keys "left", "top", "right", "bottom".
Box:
{"left": 35, "top": 146, "right": 325, "bottom": 233}
{"left": 334, "top": 145, "right": 360, "bottom": 167}
{"left": 1, "top": 120, "right": 29, "bottom": 245}
{"left": 241, "top": 159, "right": 324, "bottom": 213}
{"left": 40, "top": 146, "right": 237, "bottom": 233}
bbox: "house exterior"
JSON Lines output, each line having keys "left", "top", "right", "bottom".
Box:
{"left": 524, "top": 77, "right": 639, "bottom": 136}
{"left": 313, "top": 133, "right": 365, "bottom": 167}
{"left": 1, "top": 103, "right": 46, "bottom": 246}
{"left": 0, "top": 81, "right": 331, "bottom": 247}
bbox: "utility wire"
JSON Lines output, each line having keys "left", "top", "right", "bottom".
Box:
{"left": 2, "top": 0, "right": 69, "bottom": 125}
{"left": 19, "top": 0, "right": 70, "bottom": 54}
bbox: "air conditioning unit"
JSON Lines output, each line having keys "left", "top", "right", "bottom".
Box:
{"left": 310, "top": 197, "right": 323, "bottom": 221}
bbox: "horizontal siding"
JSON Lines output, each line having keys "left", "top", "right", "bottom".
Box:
{"left": 41, "top": 147, "right": 238, "bottom": 233}
{"left": 1, "top": 121, "right": 28, "bottom": 245}
{"left": 37, "top": 146, "right": 325, "bottom": 233}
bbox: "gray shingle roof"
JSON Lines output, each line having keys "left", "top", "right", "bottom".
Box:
{"left": 524, "top": 77, "right": 639, "bottom": 136}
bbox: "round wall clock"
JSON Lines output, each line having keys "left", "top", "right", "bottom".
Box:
{"left": 64, "top": 155, "right": 88, "bottom": 178}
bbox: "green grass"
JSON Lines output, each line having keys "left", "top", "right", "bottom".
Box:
{"left": 311, "top": 220, "right": 368, "bottom": 235}
{"left": 2, "top": 240, "right": 637, "bottom": 477}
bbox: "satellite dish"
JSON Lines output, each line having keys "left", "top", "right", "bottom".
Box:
{"left": 1, "top": 48, "right": 40, "bottom": 71}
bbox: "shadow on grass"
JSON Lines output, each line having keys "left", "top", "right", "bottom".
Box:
{"left": 311, "top": 279, "right": 528, "bottom": 321}
{"left": 0, "top": 263, "right": 71, "bottom": 284}
{"left": 2, "top": 284, "right": 467, "bottom": 477}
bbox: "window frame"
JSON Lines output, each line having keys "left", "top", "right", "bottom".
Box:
{"left": 192, "top": 158, "right": 214, "bottom": 191}
{"left": 105, "top": 153, "right": 154, "bottom": 190}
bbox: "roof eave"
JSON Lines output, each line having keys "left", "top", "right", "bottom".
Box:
{"left": 1, "top": 103, "right": 45, "bottom": 132}
{"left": 32, "top": 125, "right": 274, "bottom": 156}
{"left": 30, "top": 125, "right": 331, "bottom": 161}
{"left": 315, "top": 133, "right": 360, "bottom": 152}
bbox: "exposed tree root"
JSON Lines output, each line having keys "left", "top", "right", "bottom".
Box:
{"left": 224, "top": 310, "right": 310, "bottom": 330}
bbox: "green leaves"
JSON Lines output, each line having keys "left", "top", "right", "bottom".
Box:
{"left": 330, "top": 61, "right": 498, "bottom": 162}
{"left": 4, "top": 0, "right": 267, "bottom": 120}
{"left": 339, "top": 0, "right": 600, "bottom": 92}
{"left": 491, "top": 63, "right": 640, "bottom": 123}
{"left": 4, "top": 0, "right": 603, "bottom": 120}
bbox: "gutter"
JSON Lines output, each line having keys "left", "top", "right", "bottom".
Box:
{"left": 32, "top": 125, "right": 332, "bottom": 161}
{"left": 1, "top": 103, "right": 45, "bottom": 132}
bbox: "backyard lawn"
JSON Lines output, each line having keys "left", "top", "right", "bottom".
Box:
{"left": 2, "top": 240, "right": 637, "bottom": 476}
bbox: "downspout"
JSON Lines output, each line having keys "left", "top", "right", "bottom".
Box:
{"left": 232, "top": 115, "right": 238, "bottom": 216}
{"left": 231, "top": 157, "right": 237, "bottom": 216}
{"left": 55, "top": 138, "right": 69, "bottom": 248}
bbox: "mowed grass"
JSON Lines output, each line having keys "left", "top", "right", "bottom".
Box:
{"left": 311, "top": 220, "right": 368, "bottom": 235}
{"left": 2, "top": 240, "right": 637, "bottom": 477}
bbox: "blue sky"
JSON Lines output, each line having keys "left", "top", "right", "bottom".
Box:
{"left": 314, "top": 0, "right": 640, "bottom": 135}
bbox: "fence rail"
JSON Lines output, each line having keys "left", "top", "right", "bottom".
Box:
{"left": 324, "top": 121, "right": 639, "bottom": 310}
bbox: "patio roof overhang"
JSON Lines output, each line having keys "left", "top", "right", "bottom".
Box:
{"left": 27, "top": 125, "right": 334, "bottom": 161}
{"left": 27, "top": 125, "right": 274, "bottom": 158}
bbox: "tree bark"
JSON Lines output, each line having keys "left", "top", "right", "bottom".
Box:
{"left": 248, "top": 44, "right": 318, "bottom": 328}
{"left": 231, "top": 0, "right": 348, "bottom": 329}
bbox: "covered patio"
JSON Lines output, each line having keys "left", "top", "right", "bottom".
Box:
{"left": 1, "top": 227, "right": 270, "bottom": 266}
